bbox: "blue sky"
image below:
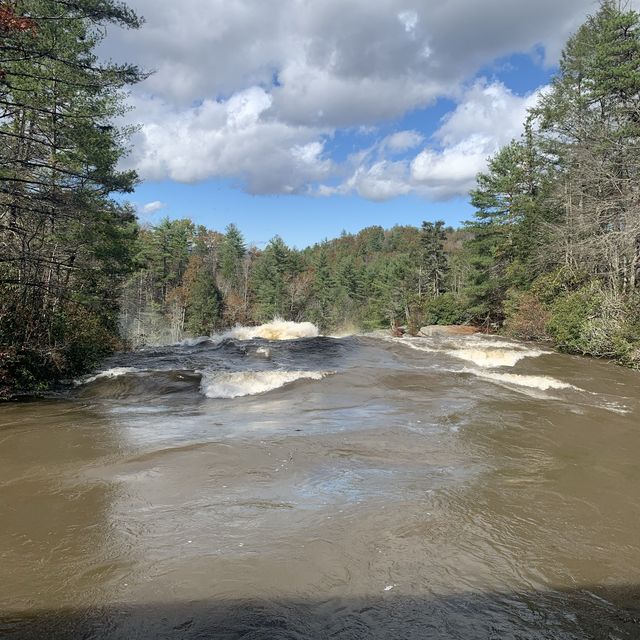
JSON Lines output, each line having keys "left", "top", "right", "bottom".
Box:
{"left": 105, "top": 0, "right": 595, "bottom": 248}
{"left": 131, "top": 182, "right": 474, "bottom": 249}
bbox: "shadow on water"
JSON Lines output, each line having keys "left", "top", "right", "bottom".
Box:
{"left": 1, "top": 586, "right": 639, "bottom": 639}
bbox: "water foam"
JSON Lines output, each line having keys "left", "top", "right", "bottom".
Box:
{"left": 200, "top": 370, "right": 330, "bottom": 398}
{"left": 218, "top": 319, "right": 319, "bottom": 342}
{"left": 77, "top": 367, "right": 140, "bottom": 385}
{"left": 462, "top": 368, "right": 576, "bottom": 391}
{"left": 446, "top": 347, "right": 546, "bottom": 368}
{"left": 389, "top": 335, "right": 547, "bottom": 368}
{"left": 177, "top": 320, "right": 320, "bottom": 346}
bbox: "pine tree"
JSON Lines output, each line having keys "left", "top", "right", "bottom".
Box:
{"left": 219, "top": 223, "right": 246, "bottom": 294}
{"left": 464, "top": 140, "right": 540, "bottom": 322}
{"left": 185, "top": 266, "right": 222, "bottom": 337}
{"left": 250, "top": 236, "right": 294, "bottom": 321}
{"left": 310, "top": 249, "right": 335, "bottom": 331}
{"left": 420, "top": 220, "right": 448, "bottom": 296}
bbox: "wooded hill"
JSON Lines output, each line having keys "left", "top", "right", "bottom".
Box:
{"left": 1, "top": 0, "right": 640, "bottom": 397}
{"left": 118, "top": 220, "right": 473, "bottom": 347}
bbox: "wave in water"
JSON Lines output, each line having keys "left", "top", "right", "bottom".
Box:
{"left": 200, "top": 370, "right": 331, "bottom": 399}
{"left": 76, "top": 367, "right": 140, "bottom": 385}
{"left": 181, "top": 319, "right": 320, "bottom": 346}
{"left": 446, "top": 346, "right": 546, "bottom": 368}
{"left": 462, "top": 368, "right": 577, "bottom": 391}
{"left": 392, "top": 336, "right": 547, "bottom": 368}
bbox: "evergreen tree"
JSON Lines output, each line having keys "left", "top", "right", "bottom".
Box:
{"left": 250, "top": 236, "right": 294, "bottom": 321}
{"left": 185, "top": 267, "right": 222, "bottom": 336}
{"left": 309, "top": 249, "right": 335, "bottom": 331}
{"left": 464, "top": 140, "right": 539, "bottom": 322}
{"left": 219, "top": 223, "right": 246, "bottom": 294}
{"left": 420, "top": 220, "right": 448, "bottom": 297}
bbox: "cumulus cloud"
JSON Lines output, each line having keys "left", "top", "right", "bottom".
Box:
{"left": 126, "top": 88, "right": 332, "bottom": 194}
{"left": 107, "top": 0, "right": 590, "bottom": 120}
{"left": 410, "top": 80, "right": 543, "bottom": 197}
{"left": 104, "top": 0, "right": 594, "bottom": 198}
{"left": 330, "top": 80, "right": 544, "bottom": 201}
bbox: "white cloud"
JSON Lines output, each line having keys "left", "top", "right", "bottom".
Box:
{"left": 330, "top": 80, "right": 545, "bottom": 201}
{"left": 384, "top": 130, "right": 424, "bottom": 153}
{"left": 127, "top": 89, "right": 332, "bottom": 194}
{"left": 103, "top": 0, "right": 595, "bottom": 199}
{"left": 106, "top": 0, "right": 590, "bottom": 117}
{"left": 343, "top": 161, "right": 414, "bottom": 202}
{"left": 139, "top": 200, "right": 167, "bottom": 215}
{"left": 410, "top": 80, "right": 543, "bottom": 196}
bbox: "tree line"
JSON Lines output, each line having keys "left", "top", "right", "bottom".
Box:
{"left": 118, "top": 219, "right": 471, "bottom": 347}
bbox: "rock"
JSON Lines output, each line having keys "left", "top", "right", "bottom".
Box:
{"left": 418, "top": 325, "right": 478, "bottom": 337}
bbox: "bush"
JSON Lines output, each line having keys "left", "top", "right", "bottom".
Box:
{"left": 546, "top": 283, "right": 638, "bottom": 362}
{"left": 547, "top": 284, "right": 602, "bottom": 353}
{"left": 0, "top": 347, "right": 58, "bottom": 399}
{"left": 0, "top": 304, "right": 121, "bottom": 399}
{"left": 531, "top": 267, "right": 590, "bottom": 306}
{"left": 613, "top": 294, "right": 640, "bottom": 368}
{"left": 58, "top": 308, "right": 121, "bottom": 376}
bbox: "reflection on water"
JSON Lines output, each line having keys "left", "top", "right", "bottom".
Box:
{"left": 1, "top": 331, "right": 639, "bottom": 638}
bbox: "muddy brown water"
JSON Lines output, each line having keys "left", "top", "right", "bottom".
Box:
{"left": 1, "top": 331, "right": 639, "bottom": 639}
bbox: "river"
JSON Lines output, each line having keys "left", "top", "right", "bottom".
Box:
{"left": 1, "top": 321, "right": 639, "bottom": 639}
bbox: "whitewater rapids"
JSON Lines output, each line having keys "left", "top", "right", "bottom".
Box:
{"left": 180, "top": 318, "right": 319, "bottom": 346}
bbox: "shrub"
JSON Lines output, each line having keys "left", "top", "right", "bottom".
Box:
{"left": 531, "top": 267, "right": 590, "bottom": 306}
{"left": 0, "top": 347, "right": 57, "bottom": 399}
{"left": 59, "top": 309, "right": 121, "bottom": 377}
{"left": 546, "top": 283, "right": 637, "bottom": 362}
{"left": 613, "top": 294, "right": 640, "bottom": 368}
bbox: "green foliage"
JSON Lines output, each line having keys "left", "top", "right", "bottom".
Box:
{"left": 423, "top": 293, "right": 466, "bottom": 326}
{"left": 420, "top": 220, "right": 448, "bottom": 296}
{"left": 219, "top": 224, "right": 246, "bottom": 293}
{"left": 139, "top": 218, "right": 195, "bottom": 298}
{"left": 546, "top": 283, "right": 624, "bottom": 358}
{"left": 251, "top": 236, "right": 297, "bottom": 321}
{"left": 464, "top": 139, "right": 543, "bottom": 323}
{"left": 185, "top": 268, "right": 222, "bottom": 336}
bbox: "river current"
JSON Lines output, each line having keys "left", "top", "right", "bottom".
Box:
{"left": 1, "top": 321, "right": 639, "bottom": 639}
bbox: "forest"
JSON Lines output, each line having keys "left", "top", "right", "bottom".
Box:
{"left": 1, "top": 0, "right": 640, "bottom": 397}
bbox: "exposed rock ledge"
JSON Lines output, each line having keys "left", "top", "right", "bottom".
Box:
{"left": 418, "top": 325, "right": 479, "bottom": 337}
